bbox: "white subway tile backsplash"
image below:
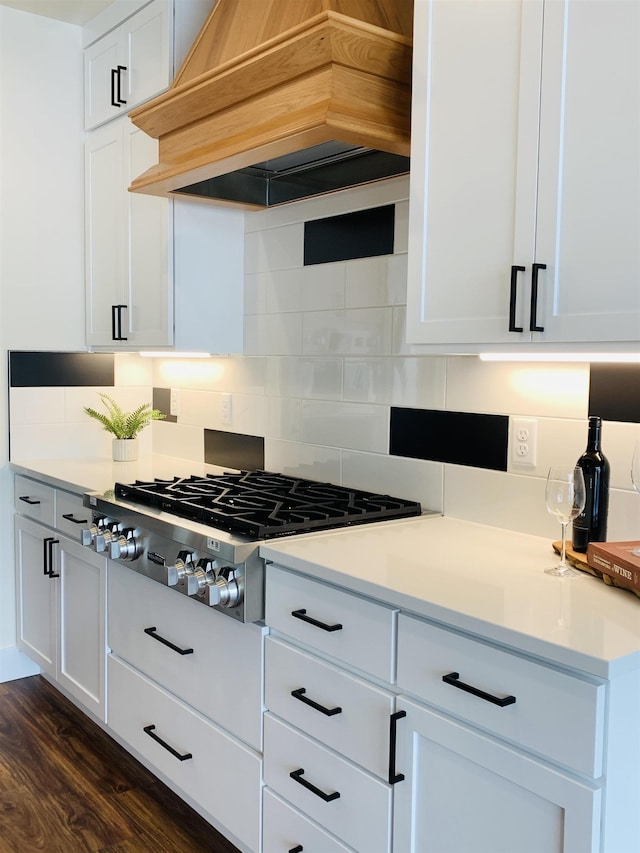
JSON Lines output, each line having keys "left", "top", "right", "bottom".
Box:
{"left": 152, "top": 420, "right": 203, "bottom": 462}
{"left": 114, "top": 353, "right": 153, "bottom": 386}
{"left": 266, "top": 357, "right": 342, "bottom": 400}
{"left": 265, "top": 264, "right": 345, "bottom": 313}
{"left": 245, "top": 272, "right": 267, "bottom": 315}
{"left": 343, "top": 356, "right": 446, "bottom": 407}
{"left": 446, "top": 358, "right": 590, "bottom": 418}
{"left": 244, "top": 313, "right": 303, "bottom": 356}
{"left": 394, "top": 200, "right": 410, "bottom": 253}
{"left": 264, "top": 439, "right": 341, "bottom": 483}
{"left": 342, "top": 451, "right": 444, "bottom": 511}
{"left": 303, "top": 308, "right": 393, "bottom": 356}
{"left": 301, "top": 400, "right": 388, "bottom": 452}
{"left": 266, "top": 397, "right": 302, "bottom": 441}
{"left": 10, "top": 387, "right": 65, "bottom": 424}
{"left": 444, "top": 465, "right": 556, "bottom": 539}
{"left": 344, "top": 255, "right": 407, "bottom": 309}
{"left": 244, "top": 223, "right": 304, "bottom": 274}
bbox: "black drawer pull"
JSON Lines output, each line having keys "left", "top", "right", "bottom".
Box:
{"left": 144, "top": 626, "right": 194, "bottom": 656}
{"left": 289, "top": 768, "right": 340, "bottom": 802}
{"left": 442, "top": 672, "right": 516, "bottom": 707}
{"left": 388, "top": 709, "right": 406, "bottom": 784}
{"left": 143, "top": 725, "right": 192, "bottom": 761}
{"left": 291, "top": 608, "right": 342, "bottom": 633}
{"left": 62, "top": 513, "right": 88, "bottom": 525}
{"left": 19, "top": 495, "right": 41, "bottom": 505}
{"left": 291, "top": 687, "right": 342, "bottom": 717}
{"left": 289, "top": 847, "right": 303, "bottom": 853}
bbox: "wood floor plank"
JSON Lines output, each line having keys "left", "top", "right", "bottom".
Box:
{"left": 0, "top": 676, "right": 240, "bottom": 853}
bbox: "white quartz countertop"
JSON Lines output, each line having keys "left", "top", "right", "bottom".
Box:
{"left": 10, "top": 455, "right": 234, "bottom": 496}
{"left": 260, "top": 516, "right": 640, "bottom": 680}
{"left": 11, "top": 457, "right": 640, "bottom": 679}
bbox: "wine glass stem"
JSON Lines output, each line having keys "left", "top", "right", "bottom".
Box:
{"left": 560, "top": 521, "right": 568, "bottom": 567}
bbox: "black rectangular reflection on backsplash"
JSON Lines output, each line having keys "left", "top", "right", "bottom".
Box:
{"left": 588, "top": 364, "right": 640, "bottom": 424}
{"left": 9, "top": 351, "right": 114, "bottom": 387}
{"left": 152, "top": 387, "right": 178, "bottom": 424}
{"left": 204, "top": 429, "right": 265, "bottom": 472}
{"left": 304, "top": 204, "right": 395, "bottom": 265}
{"left": 390, "top": 408, "right": 509, "bottom": 471}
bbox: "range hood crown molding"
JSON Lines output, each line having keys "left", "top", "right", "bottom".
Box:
{"left": 128, "top": 0, "right": 413, "bottom": 209}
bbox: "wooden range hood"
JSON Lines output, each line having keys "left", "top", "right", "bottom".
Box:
{"left": 128, "top": 0, "right": 413, "bottom": 208}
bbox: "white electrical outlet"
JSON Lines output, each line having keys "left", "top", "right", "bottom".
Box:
{"left": 221, "top": 393, "right": 232, "bottom": 425}
{"left": 510, "top": 417, "right": 538, "bottom": 469}
{"left": 169, "top": 388, "right": 180, "bottom": 416}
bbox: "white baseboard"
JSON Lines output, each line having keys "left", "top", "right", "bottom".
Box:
{"left": 0, "top": 646, "right": 40, "bottom": 683}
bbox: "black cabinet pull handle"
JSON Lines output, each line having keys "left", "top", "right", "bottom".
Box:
{"left": 388, "top": 709, "right": 406, "bottom": 784}
{"left": 508, "top": 265, "right": 525, "bottom": 332}
{"left": 529, "top": 262, "right": 546, "bottom": 332}
{"left": 43, "top": 537, "right": 59, "bottom": 578}
{"left": 291, "top": 608, "right": 342, "bottom": 633}
{"left": 62, "top": 513, "right": 88, "bottom": 525}
{"left": 289, "top": 768, "right": 340, "bottom": 802}
{"left": 111, "top": 304, "right": 128, "bottom": 341}
{"left": 143, "top": 724, "right": 192, "bottom": 761}
{"left": 110, "top": 67, "right": 118, "bottom": 106}
{"left": 289, "top": 847, "right": 303, "bottom": 853}
{"left": 144, "top": 626, "right": 194, "bottom": 656}
{"left": 43, "top": 536, "right": 54, "bottom": 575}
{"left": 442, "top": 672, "right": 516, "bottom": 707}
{"left": 291, "top": 687, "right": 342, "bottom": 717}
{"left": 19, "top": 495, "right": 41, "bottom": 505}
{"left": 116, "top": 65, "right": 127, "bottom": 104}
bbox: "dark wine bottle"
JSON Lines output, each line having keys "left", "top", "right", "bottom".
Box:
{"left": 572, "top": 416, "right": 610, "bottom": 552}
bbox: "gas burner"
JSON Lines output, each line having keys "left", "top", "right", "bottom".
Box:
{"left": 114, "top": 471, "right": 422, "bottom": 539}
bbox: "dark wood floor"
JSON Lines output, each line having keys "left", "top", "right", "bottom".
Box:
{"left": 0, "top": 675, "right": 240, "bottom": 852}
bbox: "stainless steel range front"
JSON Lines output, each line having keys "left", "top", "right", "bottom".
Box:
{"left": 81, "top": 470, "right": 423, "bottom": 623}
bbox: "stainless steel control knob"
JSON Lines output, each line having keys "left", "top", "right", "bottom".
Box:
{"left": 204, "top": 573, "right": 241, "bottom": 608}
{"left": 80, "top": 523, "right": 100, "bottom": 547}
{"left": 166, "top": 550, "right": 194, "bottom": 587}
{"left": 108, "top": 530, "right": 139, "bottom": 561}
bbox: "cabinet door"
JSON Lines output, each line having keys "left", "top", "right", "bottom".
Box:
{"left": 84, "top": 28, "right": 125, "bottom": 130}
{"left": 406, "top": 0, "right": 542, "bottom": 346}
{"left": 57, "top": 538, "right": 107, "bottom": 721}
{"left": 122, "top": 0, "right": 171, "bottom": 109}
{"left": 535, "top": 0, "right": 640, "bottom": 343}
{"left": 125, "top": 120, "right": 172, "bottom": 347}
{"left": 85, "top": 120, "right": 126, "bottom": 347}
{"left": 393, "top": 697, "right": 600, "bottom": 853}
{"left": 15, "top": 516, "right": 57, "bottom": 677}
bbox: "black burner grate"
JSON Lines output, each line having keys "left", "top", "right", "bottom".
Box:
{"left": 114, "top": 470, "right": 421, "bottom": 539}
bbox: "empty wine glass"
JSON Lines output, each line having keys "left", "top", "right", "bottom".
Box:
{"left": 631, "top": 440, "right": 640, "bottom": 555}
{"left": 545, "top": 466, "right": 586, "bottom": 577}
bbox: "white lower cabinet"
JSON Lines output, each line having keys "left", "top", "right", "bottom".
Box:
{"left": 14, "top": 481, "right": 107, "bottom": 721}
{"left": 393, "top": 697, "right": 600, "bottom": 853}
{"left": 264, "top": 714, "right": 391, "bottom": 853}
{"left": 107, "top": 564, "right": 265, "bottom": 851}
{"left": 264, "top": 565, "right": 398, "bottom": 853}
{"left": 108, "top": 655, "right": 262, "bottom": 852}
{"left": 263, "top": 788, "right": 355, "bottom": 853}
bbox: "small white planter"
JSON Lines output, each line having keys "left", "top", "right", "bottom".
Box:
{"left": 112, "top": 438, "right": 139, "bottom": 462}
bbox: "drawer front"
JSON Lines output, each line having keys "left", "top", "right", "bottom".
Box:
{"left": 397, "top": 614, "right": 605, "bottom": 777}
{"left": 108, "top": 655, "right": 261, "bottom": 853}
{"left": 263, "top": 788, "right": 355, "bottom": 853}
{"left": 14, "top": 475, "right": 55, "bottom": 526}
{"left": 55, "top": 491, "right": 91, "bottom": 540}
{"left": 108, "top": 562, "right": 265, "bottom": 751}
{"left": 265, "top": 636, "right": 394, "bottom": 779}
{"left": 266, "top": 564, "right": 397, "bottom": 682}
{"left": 264, "top": 713, "right": 391, "bottom": 853}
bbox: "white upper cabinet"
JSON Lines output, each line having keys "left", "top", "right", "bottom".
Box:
{"left": 406, "top": 0, "right": 640, "bottom": 350}
{"left": 85, "top": 117, "right": 171, "bottom": 349}
{"left": 84, "top": 0, "right": 170, "bottom": 131}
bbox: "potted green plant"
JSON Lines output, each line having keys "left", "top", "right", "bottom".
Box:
{"left": 84, "top": 393, "right": 166, "bottom": 461}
